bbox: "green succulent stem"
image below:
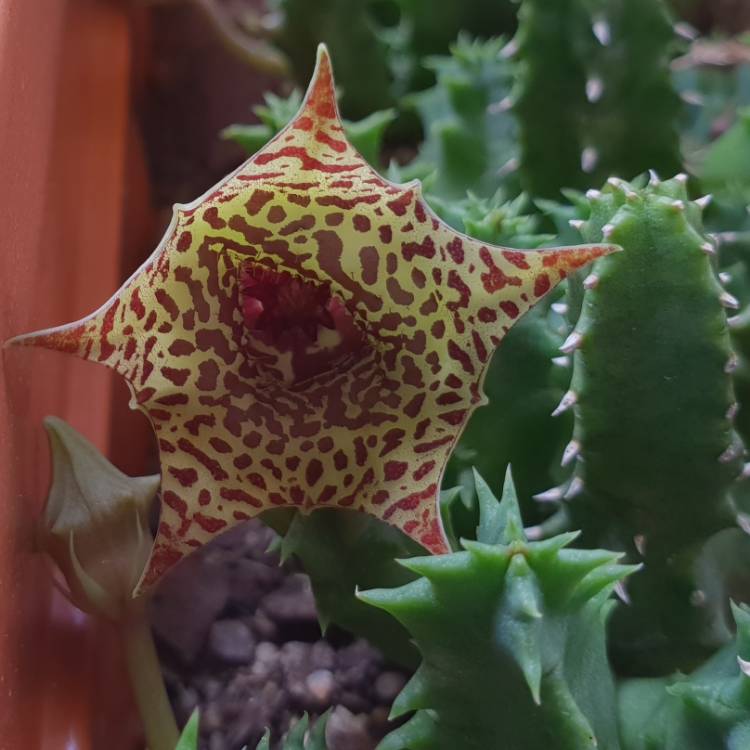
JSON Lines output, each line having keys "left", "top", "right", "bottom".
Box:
{"left": 121, "top": 599, "right": 180, "bottom": 750}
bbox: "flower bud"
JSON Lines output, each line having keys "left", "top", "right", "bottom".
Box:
{"left": 39, "top": 417, "right": 159, "bottom": 620}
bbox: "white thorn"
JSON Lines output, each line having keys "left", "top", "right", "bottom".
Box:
{"left": 568, "top": 219, "right": 585, "bottom": 231}
{"left": 501, "top": 38, "right": 518, "bottom": 58}
{"left": 721, "top": 291, "right": 740, "bottom": 310}
{"left": 586, "top": 189, "right": 602, "bottom": 200}
{"left": 602, "top": 224, "right": 616, "bottom": 239}
{"left": 552, "top": 390, "right": 578, "bottom": 417}
{"left": 695, "top": 194, "right": 713, "bottom": 210}
{"left": 625, "top": 189, "right": 638, "bottom": 202}
{"left": 681, "top": 90, "right": 704, "bottom": 107}
{"left": 583, "top": 273, "right": 599, "bottom": 290}
{"left": 671, "top": 199, "right": 686, "bottom": 211}
{"left": 488, "top": 95, "right": 514, "bottom": 114}
{"left": 634, "top": 534, "right": 646, "bottom": 556}
{"left": 701, "top": 241, "right": 716, "bottom": 256}
{"left": 586, "top": 77, "right": 604, "bottom": 103}
{"left": 581, "top": 147, "right": 598, "bottom": 173}
{"left": 564, "top": 476, "right": 584, "bottom": 500}
{"left": 648, "top": 169, "right": 661, "bottom": 186}
{"left": 614, "top": 581, "right": 631, "bottom": 605}
{"left": 561, "top": 439, "right": 581, "bottom": 467}
{"left": 675, "top": 172, "right": 689, "bottom": 184}
{"left": 593, "top": 19, "right": 611, "bottom": 46}
{"left": 725, "top": 353, "right": 739, "bottom": 373}
{"left": 719, "top": 443, "right": 741, "bottom": 463}
{"left": 738, "top": 512, "right": 750, "bottom": 535}
{"left": 533, "top": 486, "right": 565, "bottom": 503}
{"left": 729, "top": 315, "right": 742, "bottom": 329}
{"left": 560, "top": 331, "right": 583, "bottom": 354}
{"left": 551, "top": 355, "right": 570, "bottom": 368}
{"left": 719, "top": 272, "right": 732, "bottom": 284}
{"left": 551, "top": 302, "right": 568, "bottom": 315}
{"left": 674, "top": 22, "right": 698, "bottom": 41}
{"left": 497, "top": 157, "right": 520, "bottom": 177}
{"left": 525, "top": 524, "right": 543, "bottom": 540}
{"left": 743, "top": 463, "right": 750, "bottom": 480}
{"left": 690, "top": 590, "right": 706, "bottom": 607}
{"left": 607, "top": 176, "right": 625, "bottom": 189}
{"left": 727, "top": 403, "right": 740, "bottom": 421}
{"left": 738, "top": 655, "right": 750, "bottom": 677}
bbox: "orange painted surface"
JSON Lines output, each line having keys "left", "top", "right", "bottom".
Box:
{"left": 0, "top": 1, "right": 141, "bottom": 748}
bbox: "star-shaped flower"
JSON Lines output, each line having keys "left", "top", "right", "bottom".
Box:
{"left": 9, "top": 46, "right": 615, "bottom": 590}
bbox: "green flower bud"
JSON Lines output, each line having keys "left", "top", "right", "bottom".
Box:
{"left": 39, "top": 417, "right": 159, "bottom": 620}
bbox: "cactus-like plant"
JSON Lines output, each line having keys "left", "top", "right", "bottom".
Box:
{"left": 256, "top": 713, "right": 330, "bottom": 750}
{"left": 402, "top": 35, "right": 517, "bottom": 201}
{"left": 542, "top": 174, "right": 746, "bottom": 672}
{"left": 360, "top": 469, "right": 636, "bottom": 750}
{"left": 618, "top": 602, "right": 750, "bottom": 750}
{"left": 587, "top": 0, "right": 682, "bottom": 182}
{"left": 512, "top": 0, "right": 595, "bottom": 198}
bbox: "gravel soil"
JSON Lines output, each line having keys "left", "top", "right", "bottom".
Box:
{"left": 151, "top": 520, "right": 410, "bottom": 750}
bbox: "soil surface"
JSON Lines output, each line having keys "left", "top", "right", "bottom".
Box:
{"left": 151, "top": 520, "right": 410, "bottom": 750}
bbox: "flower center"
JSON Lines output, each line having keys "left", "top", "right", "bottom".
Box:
{"left": 238, "top": 262, "right": 365, "bottom": 384}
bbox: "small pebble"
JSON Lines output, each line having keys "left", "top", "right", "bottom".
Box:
{"left": 208, "top": 619, "right": 256, "bottom": 664}
{"left": 374, "top": 671, "right": 407, "bottom": 703}
{"left": 306, "top": 669, "right": 336, "bottom": 704}
{"left": 261, "top": 573, "right": 318, "bottom": 623}
{"left": 326, "top": 706, "right": 376, "bottom": 750}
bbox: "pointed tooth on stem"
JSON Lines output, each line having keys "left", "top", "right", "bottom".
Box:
{"left": 690, "top": 589, "right": 706, "bottom": 607}
{"left": 674, "top": 22, "right": 698, "bottom": 41}
{"left": 701, "top": 241, "right": 716, "bottom": 256}
{"left": 593, "top": 19, "right": 611, "bottom": 46}
{"left": 648, "top": 169, "right": 661, "bottom": 186}
{"left": 634, "top": 534, "right": 646, "bottom": 556}
{"left": 586, "top": 189, "right": 602, "bottom": 200}
{"left": 533, "top": 486, "right": 565, "bottom": 503}
{"left": 561, "top": 440, "right": 581, "bottom": 467}
{"left": 614, "top": 581, "right": 631, "bottom": 605}
{"left": 569, "top": 219, "right": 585, "bottom": 231}
{"left": 560, "top": 331, "right": 583, "bottom": 354}
{"left": 725, "top": 353, "right": 739, "bottom": 373}
{"left": 583, "top": 273, "right": 599, "bottom": 290}
{"left": 719, "top": 443, "right": 741, "bottom": 463}
{"left": 729, "top": 315, "right": 742, "bottom": 329}
{"left": 602, "top": 224, "right": 616, "bottom": 239}
{"left": 581, "top": 147, "right": 598, "bottom": 173}
{"left": 695, "top": 194, "right": 713, "bottom": 209}
{"left": 563, "top": 477, "right": 584, "bottom": 500}
{"left": 719, "top": 272, "right": 732, "bottom": 284}
{"left": 551, "top": 302, "right": 568, "bottom": 315}
{"left": 727, "top": 403, "right": 740, "bottom": 421}
{"left": 675, "top": 173, "right": 689, "bottom": 184}
{"left": 671, "top": 199, "right": 686, "bottom": 211}
{"left": 551, "top": 355, "right": 570, "bottom": 368}
{"left": 721, "top": 291, "right": 740, "bottom": 310}
{"left": 551, "top": 390, "right": 578, "bottom": 417}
